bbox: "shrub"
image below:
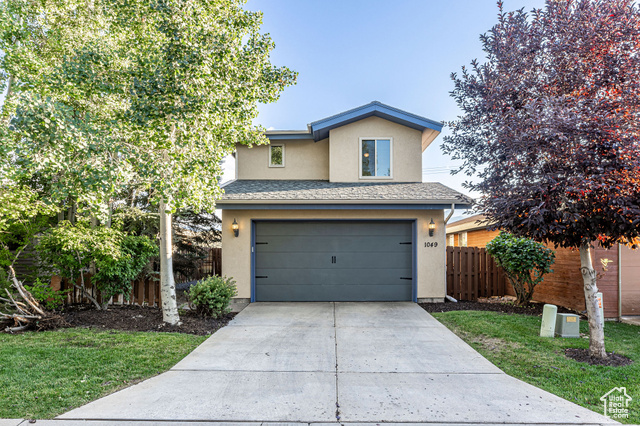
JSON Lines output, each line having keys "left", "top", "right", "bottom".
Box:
{"left": 486, "top": 232, "right": 555, "bottom": 306}
{"left": 187, "top": 276, "right": 237, "bottom": 318}
{"left": 37, "top": 223, "right": 157, "bottom": 307}
{"left": 93, "top": 235, "right": 158, "bottom": 303}
{"left": 24, "top": 278, "right": 69, "bottom": 311}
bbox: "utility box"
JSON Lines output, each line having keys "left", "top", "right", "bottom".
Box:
{"left": 540, "top": 304, "right": 557, "bottom": 337}
{"left": 555, "top": 313, "right": 580, "bottom": 338}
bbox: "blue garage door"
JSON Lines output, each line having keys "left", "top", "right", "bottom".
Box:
{"left": 254, "top": 220, "right": 413, "bottom": 302}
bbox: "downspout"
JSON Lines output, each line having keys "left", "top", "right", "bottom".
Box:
{"left": 444, "top": 203, "right": 456, "bottom": 225}
{"left": 444, "top": 204, "right": 456, "bottom": 303}
{"left": 618, "top": 243, "right": 622, "bottom": 322}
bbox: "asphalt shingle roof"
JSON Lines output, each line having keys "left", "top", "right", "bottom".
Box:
{"left": 219, "top": 180, "right": 473, "bottom": 204}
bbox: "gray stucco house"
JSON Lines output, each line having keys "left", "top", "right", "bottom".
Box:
{"left": 217, "top": 102, "right": 472, "bottom": 303}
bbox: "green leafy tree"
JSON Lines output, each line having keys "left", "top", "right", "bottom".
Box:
{"left": 0, "top": 1, "right": 131, "bottom": 223}
{"left": 37, "top": 222, "right": 157, "bottom": 309}
{"left": 486, "top": 233, "right": 556, "bottom": 306}
{"left": 113, "top": 190, "right": 222, "bottom": 282}
{"left": 101, "top": 0, "right": 296, "bottom": 324}
{"left": 0, "top": 185, "right": 57, "bottom": 273}
{"left": 93, "top": 235, "right": 158, "bottom": 303}
{"left": 1, "top": 1, "right": 295, "bottom": 326}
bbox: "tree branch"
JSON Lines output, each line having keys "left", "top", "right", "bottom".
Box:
{"left": 72, "top": 252, "right": 101, "bottom": 310}
{"left": 8, "top": 266, "right": 45, "bottom": 316}
{"left": 4, "top": 289, "right": 29, "bottom": 315}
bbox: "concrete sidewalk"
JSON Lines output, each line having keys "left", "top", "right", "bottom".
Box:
{"left": 39, "top": 302, "right": 615, "bottom": 425}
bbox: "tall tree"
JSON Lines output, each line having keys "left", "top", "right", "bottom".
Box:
{"left": 105, "top": 0, "right": 296, "bottom": 324}
{"left": 1, "top": 1, "right": 295, "bottom": 325}
{"left": 443, "top": 0, "right": 640, "bottom": 358}
{"left": 0, "top": 0, "right": 131, "bottom": 223}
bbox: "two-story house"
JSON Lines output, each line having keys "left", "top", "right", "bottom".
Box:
{"left": 217, "top": 101, "right": 473, "bottom": 304}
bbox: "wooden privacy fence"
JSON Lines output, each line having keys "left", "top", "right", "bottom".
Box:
{"left": 174, "top": 247, "right": 222, "bottom": 284}
{"left": 203, "top": 247, "right": 222, "bottom": 277}
{"left": 446, "top": 246, "right": 507, "bottom": 301}
{"left": 55, "top": 274, "right": 162, "bottom": 307}
{"left": 54, "top": 247, "right": 222, "bottom": 307}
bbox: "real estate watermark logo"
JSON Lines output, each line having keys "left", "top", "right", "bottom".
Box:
{"left": 600, "top": 387, "right": 632, "bottom": 419}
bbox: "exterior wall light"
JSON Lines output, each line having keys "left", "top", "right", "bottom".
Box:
{"left": 232, "top": 218, "right": 239, "bottom": 237}
{"left": 428, "top": 218, "right": 436, "bottom": 237}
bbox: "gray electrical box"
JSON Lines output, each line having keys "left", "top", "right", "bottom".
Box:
{"left": 555, "top": 313, "right": 580, "bottom": 338}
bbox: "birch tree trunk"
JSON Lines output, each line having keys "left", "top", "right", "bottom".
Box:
{"left": 579, "top": 243, "right": 607, "bottom": 359}
{"left": 159, "top": 198, "right": 180, "bottom": 325}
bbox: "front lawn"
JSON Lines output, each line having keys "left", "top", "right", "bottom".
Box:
{"left": 0, "top": 329, "right": 206, "bottom": 419}
{"left": 433, "top": 311, "right": 639, "bottom": 424}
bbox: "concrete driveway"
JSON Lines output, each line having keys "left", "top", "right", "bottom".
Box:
{"left": 50, "top": 302, "right": 615, "bottom": 425}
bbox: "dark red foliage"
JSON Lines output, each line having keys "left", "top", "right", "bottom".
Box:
{"left": 443, "top": 0, "right": 640, "bottom": 249}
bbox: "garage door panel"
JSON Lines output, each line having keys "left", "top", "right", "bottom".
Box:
{"left": 253, "top": 235, "right": 412, "bottom": 254}
{"left": 255, "top": 252, "right": 411, "bottom": 270}
{"left": 254, "top": 221, "right": 413, "bottom": 302}
{"left": 255, "top": 267, "right": 411, "bottom": 286}
{"left": 256, "top": 221, "right": 411, "bottom": 237}
{"left": 256, "top": 284, "right": 413, "bottom": 302}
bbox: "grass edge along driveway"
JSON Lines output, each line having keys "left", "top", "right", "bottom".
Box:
{"left": 433, "top": 310, "right": 639, "bottom": 425}
{"left": 0, "top": 329, "right": 207, "bottom": 419}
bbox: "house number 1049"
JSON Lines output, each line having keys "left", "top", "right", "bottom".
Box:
{"left": 425, "top": 242, "right": 438, "bottom": 248}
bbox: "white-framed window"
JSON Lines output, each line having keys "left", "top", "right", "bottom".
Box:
{"left": 447, "top": 234, "right": 454, "bottom": 246}
{"left": 459, "top": 231, "right": 468, "bottom": 247}
{"left": 359, "top": 137, "right": 393, "bottom": 178}
{"left": 269, "top": 144, "right": 284, "bottom": 167}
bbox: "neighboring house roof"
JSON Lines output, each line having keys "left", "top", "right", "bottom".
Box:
{"left": 266, "top": 101, "right": 443, "bottom": 151}
{"left": 446, "top": 213, "right": 493, "bottom": 233}
{"left": 217, "top": 180, "right": 473, "bottom": 208}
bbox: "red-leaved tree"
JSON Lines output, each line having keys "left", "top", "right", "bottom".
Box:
{"left": 443, "top": 0, "right": 640, "bottom": 358}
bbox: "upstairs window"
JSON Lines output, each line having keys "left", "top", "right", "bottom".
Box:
{"left": 360, "top": 138, "right": 392, "bottom": 178}
{"left": 269, "top": 145, "right": 284, "bottom": 167}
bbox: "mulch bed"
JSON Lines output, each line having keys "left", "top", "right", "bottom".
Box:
{"left": 564, "top": 348, "right": 633, "bottom": 367}
{"left": 419, "top": 298, "right": 578, "bottom": 316}
{"left": 62, "top": 305, "right": 235, "bottom": 335}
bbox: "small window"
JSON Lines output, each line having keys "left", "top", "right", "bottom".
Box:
{"left": 269, "top": 145, "right": 284, "bottom": 167}
{"left": 360, "top": 138, "right": 392, "bottom": 178}
{"left": 459, "top": 232, "right": 468, "bottom": 247}
{"left": 447, "top": 234, "right": 454, "bottom": 246}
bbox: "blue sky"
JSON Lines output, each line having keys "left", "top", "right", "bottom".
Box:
{"left": 224, "top": 0, "right": 548, "bottom": 209}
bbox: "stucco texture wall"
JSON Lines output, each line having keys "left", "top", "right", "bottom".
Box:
{"left": 329, "top": 116, "right": 423, "bottom": 183}
{"left": 236, "top": 139, "right": 329, "bottom": 180}
{"left": 221, "top": 209, "right": 445, "bottom": 301}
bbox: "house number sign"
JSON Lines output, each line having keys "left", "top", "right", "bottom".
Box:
{"left": 424, "top": 242, "right": 438, "bottom": 248}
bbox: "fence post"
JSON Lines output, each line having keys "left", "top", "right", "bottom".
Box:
{"left": 215, "top": 248, "right": 222, "bottom": 276}
{"left": 479, "top": 248, "right": 486, "bottom": 298}
{"left": 454, "top": 247, "right": 461, "bottom": 300}
{"left": 446, "top": 247, "right": 453, "bottom": 297}
{"left": 147, "top": 277, "right": 155, "bottom": 307}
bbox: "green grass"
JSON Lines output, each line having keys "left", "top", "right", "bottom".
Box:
{"left": 433, "top": 311, "right": 640, "bottom": 424}
{"left": 0, "top": 329, "right": 206, "bottom": 419}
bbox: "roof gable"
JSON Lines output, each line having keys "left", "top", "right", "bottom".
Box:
{"left": 309, "top": 101, "right": 443, "bottom": 141}
{"left": 266, "top": 101, "right": 443, "bottom": 149}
